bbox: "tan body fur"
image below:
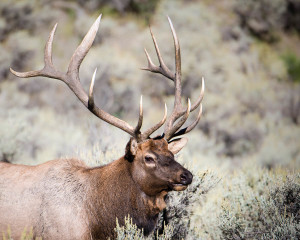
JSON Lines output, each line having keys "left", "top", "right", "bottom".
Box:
{"left": 0, "top": 154, "right": 168, "bottom": 239}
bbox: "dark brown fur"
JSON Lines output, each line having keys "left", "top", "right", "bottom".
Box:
{"left": 0, "top": 138, "right": 192, "bottom": 239}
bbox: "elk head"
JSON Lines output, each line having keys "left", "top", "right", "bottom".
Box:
{"left": 125, "top": 137, "right": 193, "bottom": 197}
{"left": 10, "top": 15, "right": 204, "bottom": 194}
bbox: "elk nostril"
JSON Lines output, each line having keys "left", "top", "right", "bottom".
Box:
{"left": 180, "top": 171, "right": 193, "bottom": 185}
{"left": 180, "top": 173, "right": 188, "bottom": 183}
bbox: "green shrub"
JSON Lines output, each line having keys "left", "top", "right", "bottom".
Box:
{"left": 282, "top": 52, "right": 300, "bottom": 83}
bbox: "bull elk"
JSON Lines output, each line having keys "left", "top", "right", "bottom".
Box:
{"left": 0, "top": 14, "right": 204, "bottom": 239}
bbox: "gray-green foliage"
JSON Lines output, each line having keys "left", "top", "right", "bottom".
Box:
{"left": 197, "top": 167, "right": 300, "bottom": 240}
{"left": 220, "top": 172, "right": 299, "bottom": 239}
{"left": 114, "top": 216, "right": 144, "bottom": 240}
{"left": 0, "top": 109, "right": 29, "bottom": 162}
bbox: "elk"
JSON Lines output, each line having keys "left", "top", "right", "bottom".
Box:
{"left": 0, "top": 15, "right": 204, "bottom": 239}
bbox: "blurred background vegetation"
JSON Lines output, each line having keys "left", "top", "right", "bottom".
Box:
{"left": 0, "top": 0, "right": 299, "bottom": 239}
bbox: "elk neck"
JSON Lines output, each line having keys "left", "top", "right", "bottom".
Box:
{"left": 83, "top": 156, "right": 167, "bottom": 236}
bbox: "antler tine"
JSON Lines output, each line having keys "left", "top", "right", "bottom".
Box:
{"left": 44, "top": 23, "right": 57, "bottom": 67}
{"left": 67, "top": 15, "right": 101, "bottom": 79}
{"left": 178, "top": 77, "right": 205, "bottom": 116}
{"left": 172, "top": 103, "right": 203, "bottom": 138}
{"left": 191, "top": 77, "right": 205, "bottom": 111}
{"left": 141, "top": 103, "right": 168, "bottom": 140}
{"left": 88, "top": 68, "right": 97, "bottom": 109}
{"left": 141, "top": 27, "right": 175, "bottom": 81}
{"left": 10, "top": 23, "right": 64, "bottom": 80}
{"left": 134, "top": 95, "right": 144, "bottom": 136}
{"left": 167, "top": 16, "right": 182, "bottom": 110}
{"left": 142, "top": 48, "right": 157, "bottom": 72}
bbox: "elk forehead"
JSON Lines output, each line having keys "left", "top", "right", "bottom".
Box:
{"left": 140, "top": 138, "right": 171, "bottom": 155}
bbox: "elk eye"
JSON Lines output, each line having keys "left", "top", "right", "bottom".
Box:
{"left": 145, "top": 156, "right": 155, "bottom": 164}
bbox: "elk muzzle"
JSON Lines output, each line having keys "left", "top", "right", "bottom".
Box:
{"left": 170, "top": 168, "right": 193, "bottom": 191}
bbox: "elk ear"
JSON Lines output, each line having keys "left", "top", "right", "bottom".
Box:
{"left": 168, "top": 138, "right": 188, "bottom": 154}
{"left": 125, "top": 138, "right": 138, "bottom": 162}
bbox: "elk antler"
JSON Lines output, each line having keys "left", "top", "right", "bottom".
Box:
{"left": 10, "top": 15, "right": 167, "bottom": 142}
{"left": 142, "top": 16, "right": 205, "bottom": 141}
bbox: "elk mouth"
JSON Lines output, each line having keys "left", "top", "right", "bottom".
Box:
{"left": 168, "top": 181, "right": 190, "bottom": 191}
{"left": 168, "top": 170, "right": 193, "bottom": 191}
{"left": 171, "top": 183, "right": 188, "bottom": 191}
